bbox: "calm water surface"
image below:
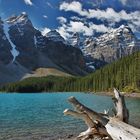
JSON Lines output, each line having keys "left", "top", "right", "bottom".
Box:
{"left": 0, "top": 93, "right": 139, "bottom": 140}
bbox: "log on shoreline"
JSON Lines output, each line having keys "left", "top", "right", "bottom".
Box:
{"left": 63, "top": 88, "right": 140, "bottom": 140}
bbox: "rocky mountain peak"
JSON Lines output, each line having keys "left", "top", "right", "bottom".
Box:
{"left": 45, "top": 30, "right": 66, "bottom": 43}
{"left": 106, "top": 25, "right": 134, "bottom": 39}
{"left": 83, "top": 25, "right": 140, "bottom": 63}
{"left": 68, "top": 32, "right": 80, "bottom": 48}
{"left": 117, "top": 25, "right": 132, "bottom": 32}
{"left": 0, "top": 17, "right": 13, "bottom": 64}
{"left": 0, "top": 13, "right": 88, "bottom": 78}
{"left": 0, "top": 13, "right": 38, "bottom": 69}
{"left": 46, "top": 30, "right": 59, "bottom": 36}
{"left": 6, "top": 12, "right": 30, "bottom": 25}
{"left": 0, "top": 12, "right": 140, "bottom": 84}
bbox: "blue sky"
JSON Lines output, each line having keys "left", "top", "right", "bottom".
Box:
{"left": 0, "top": 0, "right": 140, "bottom": 39}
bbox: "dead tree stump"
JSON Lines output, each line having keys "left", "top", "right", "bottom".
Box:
{"left": 63, "top": 88, "right": 140, "bottom": 140}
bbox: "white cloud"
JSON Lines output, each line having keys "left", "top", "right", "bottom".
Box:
{"left": 40, "top": 1, "right": 140, "bottom": 40}
{"left": 60, "top": 1, "right": 140, "bottom": 22}
{"left": 119, "top": 0, "right": 140, "bottom": 8}
{"left": 68, "top": 21, "right": 109, "bottom": 35}
{"left": 41, "top": 27, "right": 51, "bottom": 36}
{"left": 119, "top": 0, "right": 127, "bottom": 5}
{"left": 59, "top": 1, "right": 140, "bottom": 33}
{"left": 57, "top": 16, "right": 67, "bottom": 24}
{"left": 56, "top": 20, "right": 110, "bottom": 40}
{"left": 43, "top": 15, "right": 48, "bottom": 19}
{"left": 46, "top": 2, "right": 54, "bottom": 8}
{"left": 57, "top": 26, "right": 70, "bottom": 40}
{"left": 24, "top": 0, "right": 33, "bottom": 5}
{"left": 22, "top": 12, "right": 27, "bottom": 15}
{"left": 67, "top": 21, "right": 93, "bottom": 36}
{"left": 60, "top": 1, "right": 140, "bottom": 23}
{"left": 89, "top": 23, "right": 109, "bottom": 33}
{"left": 87, "top": 8, "right": 140, "bottom": 24}
{"left": 60, "top": 1, "right": 83, "bottom": 14}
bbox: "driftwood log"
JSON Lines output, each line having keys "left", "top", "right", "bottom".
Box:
{"left": 63, "top": 88, "right": 140, "bottom": 140}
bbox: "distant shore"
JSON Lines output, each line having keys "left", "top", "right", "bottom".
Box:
{"left": 94, "top": 91, "right": 140, "bottom": 98}
{"left": 0, "top": 91, "right": 140, "bottom": 98}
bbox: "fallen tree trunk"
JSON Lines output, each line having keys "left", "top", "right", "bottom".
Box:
{"left": 105, "top": 118, "right": 140, "bottom": 140}
{"left": 63, "top": 88, "right": 140, "bottom": 140}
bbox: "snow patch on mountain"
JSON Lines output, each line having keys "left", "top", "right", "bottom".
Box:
{"left": 88, "top": 65, "right": 95, "bottom": 70}
{"left": 34, "top": 35, "right": 37, "bottom": 47}
{"left": 3, "top": 21, "right": 19, "bottom": 62}
{"left": 86, "top": 62, "right": 95, "bottom": 70}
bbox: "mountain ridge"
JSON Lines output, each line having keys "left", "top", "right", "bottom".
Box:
{"left": 0, "top": 13, "right": 140, "bottom": 85}
{"left": 0, "top": 13, "right": 88, "bottom": 84}
{"left": 82, "top": 25, "right": 140, "bottom": 62}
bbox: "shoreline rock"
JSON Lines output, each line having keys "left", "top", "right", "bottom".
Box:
{"left": 94, "top": 91, "right": 140, "bottom": 98}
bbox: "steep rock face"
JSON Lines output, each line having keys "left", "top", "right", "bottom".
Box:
{"left": 0, "top": 18, "right": 13, "bottom": 64}
{"left": 0, "top": 13, "right": 88, "bottom": 80}
{"left": 35, "top": 30, "right": 87, "bottom": 75}
{"left": 5, "top": 13, "right": 87, "bottom": 75}
{"left": 39, "top": 40, "right": 87, "bottom": 75}
{"left": 0, "top": 62, "right": 29, "bottom": 85}
{"left": 6, "top": 12, "right": 38, "bottom": 70}
{"left": 35, "top": 30, "right": 47, "bottom": 48}
{"left": 84, "top": 55, "right": 107, "bottom": 72}
{"left": 84, "top": 25, "right": 140, "bottom": 63}
{"left": 45, "top": 30, "right": 66, "bottom": 44}
{"left": 69, "top": 32, "right": 80, "bottom": 48}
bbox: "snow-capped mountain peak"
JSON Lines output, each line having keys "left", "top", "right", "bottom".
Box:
{"left": 83, "top": 25, "right": 140, "bottom": 63}
{"left": 6, "top": 12, "right": 29, "bottom": 25}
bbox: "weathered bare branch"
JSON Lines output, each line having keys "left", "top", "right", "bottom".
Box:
{"left": 113, "top": 88, "right": 129, "bottom": 123}
{"left": 63, "top": 88, "right": 140, "bottom": 140}
{"left": 64, "top": 109, "right": 109, "bottom": 139}
{"left": 105, "top": 118, "right": 140, "bottom": 140}
{"left": 68, "top": 96, "right": 109, "bottom": 125}
{"left": 64, "top": 109, "right": 96, "bottom": 128}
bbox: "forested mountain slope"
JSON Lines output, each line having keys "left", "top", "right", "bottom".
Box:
{"left": 1, "top": 51, "right": 140, "bottom": 93}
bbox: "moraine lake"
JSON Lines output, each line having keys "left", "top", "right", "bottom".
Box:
{"left": 0, "top": 93, "right": 140, "bottom": 140}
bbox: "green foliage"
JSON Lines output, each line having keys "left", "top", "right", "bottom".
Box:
{"left": 122, "top": 85, "right": 140, "bottom": 93}
{"left": 1, "top": 52, "right": 140, "bottom": 93}
{"left": 0, "top": 76, "right": 77, "bottom": 93}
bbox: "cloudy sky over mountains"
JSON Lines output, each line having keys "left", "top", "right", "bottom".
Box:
{"left": 0, "top": 0, "right": 140, "bottom": 39}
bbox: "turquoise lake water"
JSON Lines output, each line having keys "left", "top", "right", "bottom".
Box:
{"left": 0, "top": 93, "right": 139, "bottom": 140}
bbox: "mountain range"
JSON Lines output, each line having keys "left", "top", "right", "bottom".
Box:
{"left": 2, "top": 51, "right": 139, "bottom": 93}
{"left": 0, "top": 13, "right": 140, "bottom": 85}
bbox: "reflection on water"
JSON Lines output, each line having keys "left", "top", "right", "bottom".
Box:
{"left": 0, "top": 93, "right": 139, "bottom": 140}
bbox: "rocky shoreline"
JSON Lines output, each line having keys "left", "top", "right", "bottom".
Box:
{"left": 94, "top": 92, "right": 140, "bottom": 98}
